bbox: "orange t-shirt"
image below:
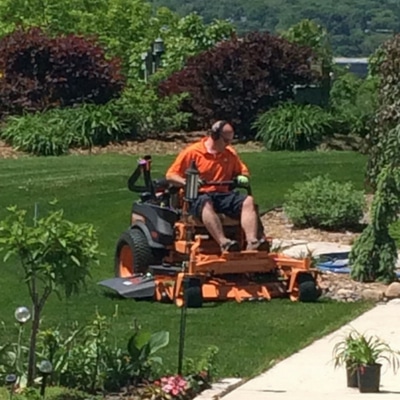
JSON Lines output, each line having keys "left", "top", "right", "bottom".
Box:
{"left": 166, "top": 137, "right": 249, "bottom": 192}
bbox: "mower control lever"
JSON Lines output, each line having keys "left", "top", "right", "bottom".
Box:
{"left": 202, "top": 180, "right": 252, "bottom": 195}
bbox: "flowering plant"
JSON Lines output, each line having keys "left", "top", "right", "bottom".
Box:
{"left": 159, "top": 375, "right": 188, "bottom": 398}
{"left": 140, "top": 375, "right": 188, "bottom": 399}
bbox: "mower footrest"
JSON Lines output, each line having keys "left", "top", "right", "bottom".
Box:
{"left": 98, "top": 275, "right": 155, "bottom": 299}
{"left": 149, "top": 264, "right": 182, "bottom": 276}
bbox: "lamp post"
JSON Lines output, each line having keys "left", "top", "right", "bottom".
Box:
{"left": 141, "top": 37, "right": 165, "bottom": 83}
{"left": 38, "top": 360, "right": 53, "bottom": 399}
{"left": 14, "top": 306, "right": 31, "bottom": 379}
{"left": 5, "top": 374, "right": 17, "bottom": 400}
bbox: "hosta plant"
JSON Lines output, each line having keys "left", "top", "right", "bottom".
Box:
{"left": 253, "top": 102, "right": 333, "bottom": 150}
{"left": 0, "top": 102, "right": 134, "bottom": 156}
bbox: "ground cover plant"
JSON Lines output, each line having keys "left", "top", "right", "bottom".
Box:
{"left": 0, "top": 151, "right": 372, "bottom": 391}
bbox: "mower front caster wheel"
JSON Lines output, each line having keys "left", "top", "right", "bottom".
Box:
{"left": 175, "top": 278, "right": 203, "bottom": 308}
{"left": 297, "top": 274, "right": 321, "bottom": 303}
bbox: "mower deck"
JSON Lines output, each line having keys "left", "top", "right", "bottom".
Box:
{"left": 99, "top": 249, "right": 320, "bottom": 306}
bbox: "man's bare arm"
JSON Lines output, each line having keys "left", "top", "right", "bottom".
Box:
{"left": 166, "top": 173, "right": 186, "bottom": 187}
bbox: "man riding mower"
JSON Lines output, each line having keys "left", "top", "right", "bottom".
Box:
{"left": 98, "top": 121, "right": 321, "bottom": 307}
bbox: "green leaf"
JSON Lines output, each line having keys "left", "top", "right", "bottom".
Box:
{"left": 148, "top": 331, "right": 169, "bottom": 355}
{"left": 127, "top": 330, "right": 151, "bottom": 359}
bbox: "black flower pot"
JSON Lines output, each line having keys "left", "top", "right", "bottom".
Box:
{"left": 357, "top": 363, "right": 381, "bottom": 393}
{"left": 346, "top": 365, "right": 358, "bottom": 388}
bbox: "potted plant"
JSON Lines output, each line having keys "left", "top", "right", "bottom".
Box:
{"left": 332, "top": 329, "right": 362, "bottom": 388}
{"left": 333, "top": 328, "right": 400, "bottom": 392}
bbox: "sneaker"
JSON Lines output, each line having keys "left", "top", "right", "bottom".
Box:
{"left": 246, "top": 239, "right": 270, "bottom": 251}
{"left": 221, "top": 240, "right": 240, "bottom": 252}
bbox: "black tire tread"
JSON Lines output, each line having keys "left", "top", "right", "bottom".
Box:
{"left": 297, "top": 274, "right": 320, "bottom": 302}
{"left": 114, "top": 228, "right": 153, "bottom": 277}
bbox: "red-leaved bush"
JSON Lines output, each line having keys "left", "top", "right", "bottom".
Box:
{"left": 158, "top": 31, "right": 318, "bottom": 136}
{"left": 0, "top": 27, "right": 125, "bottom": 115}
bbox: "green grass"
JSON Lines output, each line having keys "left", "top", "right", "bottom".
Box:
{"left": 0, "top": 151, "right": 372, "bottom": 378}
{"left": 0, "top": 386, "right": 100, "bottom": 400}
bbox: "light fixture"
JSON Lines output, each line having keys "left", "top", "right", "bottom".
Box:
{"left": 141, "top": 37, "right": 165, "bottom": 82}
{"left": 5, "top": 374, "right": 17, "bottom": 400}
{"left": 38, "top": 360, "right": 53, "bottom": 398}
{"left": 14, "top": 306, "right": 31, "bottom": 324}
{"left": 153, "top": 37, "right": 165, "bottom": 55}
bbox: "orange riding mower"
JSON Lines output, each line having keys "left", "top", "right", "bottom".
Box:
{"left": 98, "top": 155, "right": 322, "bottom": 307}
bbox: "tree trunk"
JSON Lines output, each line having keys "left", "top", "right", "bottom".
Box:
{"left": 27, "top": 304, "right": 41, "bottom": 386}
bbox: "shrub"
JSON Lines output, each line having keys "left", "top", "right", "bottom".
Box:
{"left": 0, "top": 102, "right": 134, "bottom": 156}
{"left": 158, "top": 31, "right": 317, "bottom": 136}
{"left": 329, "top": 72, "right": 378, "bottom": 137}
{"left": 349, "top": 34, "right": 400, "bottom": 283}
{"left": 389, "top": 219, "right": 400, "bottom": 248}
{"left": 350, "top": 142, "right": 400, "bottom": 283}
{"left": 283, "top": 175, "right": 365, "bottom": 230}
{"left": 366, "top": 34, "right": 400, "bottom": 188}
{"left": 0, "top": 27, "right": 124, "bottom": 115}
{"left": 118, "top": 82, "right": 191, "bottom": 136}
{"left": 253, "top": 102, "right": 333, "bottom": 150}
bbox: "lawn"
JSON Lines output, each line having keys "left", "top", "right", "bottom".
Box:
{"left": 0, "top": 150, "right": 372, "bottom": 378}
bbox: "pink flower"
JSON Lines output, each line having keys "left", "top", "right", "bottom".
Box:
{"left": 160, "top": 375, "right": 188, "bottom": 397}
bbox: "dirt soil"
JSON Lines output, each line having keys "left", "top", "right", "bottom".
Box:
{"left": 261, "top": 202, "right": 372, "bottom": 245}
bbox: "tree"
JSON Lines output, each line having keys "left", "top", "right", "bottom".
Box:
{"left": 350, "top": 161, "right": 400, "bottom": 283}
{"left": 149, "top": 0, "right": 400, "bottom": 57}
{"left": 281, "top": 19, "right": 333, "bottom": 70}
{"left": 366, "top": 34, "right": 400, "bottom": 188}
{"left": 0, "top": 204, "right": 99, "bottom": 386}
{"left": 350, "top": 33, "right": 400, "bottom": 282}
{"left": 0, "top": 0, "right": 234, "bottom": 79}
{"left": 157, "top": 12, "right": 235, "bottom": 76}
{"left": 158, "top": 30, "right": 317, "bottom": 135}
{"left": 281, "top": 19, "right": 333, "bottom": 106}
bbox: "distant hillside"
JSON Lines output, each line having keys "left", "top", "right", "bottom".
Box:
{"left": 149, "top": 0, "right": 399, "bottom": 56}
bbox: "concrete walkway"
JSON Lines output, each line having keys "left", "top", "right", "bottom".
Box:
{"left": 222, "top": 300, "right": 400, "bottom": 399}
{"left": 198, "top": 241, "right": 400, "bottom": 400}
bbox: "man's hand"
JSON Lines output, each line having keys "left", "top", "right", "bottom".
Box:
{"left": 235, "top": 175, "right": 249, "bottom": 186}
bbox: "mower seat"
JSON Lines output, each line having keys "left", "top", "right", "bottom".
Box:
{"left": 187, "top": 214, "right": 240, "bottom": 226}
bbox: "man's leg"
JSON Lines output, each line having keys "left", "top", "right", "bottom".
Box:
{"left": 191, "top": 194, "right": 238, "bottom": 251}
{"left": 240, "top": 195, "right": 259, "bottom": 244}
{"left": 221, "top": 192, "right": 268, "bottom": 251}
{"left": 201, "top": 200, "right": 230, "bottom": 246}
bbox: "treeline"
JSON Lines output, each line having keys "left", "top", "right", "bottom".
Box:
{"left": 149, "top": 0, "right": 400, "bottom": 56}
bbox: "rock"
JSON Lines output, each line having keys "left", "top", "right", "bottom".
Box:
{"left": 385, "top": 282, "right": 400, "bottom": 299}
{"left": 336, "top": 288, "right": 353, "bottom": 298}
{"left": 317, "top": 272, "right": 389, "bottom": 303}
{"left": 361, "top": 289, "right": 384, "bottom": 302}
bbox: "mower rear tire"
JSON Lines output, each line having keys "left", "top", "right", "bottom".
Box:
{"left": 297, "top": 274, "right": 321, "bottom": 303}
{"left": 115, "top": 228, "right": 153, "bottom": 277}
